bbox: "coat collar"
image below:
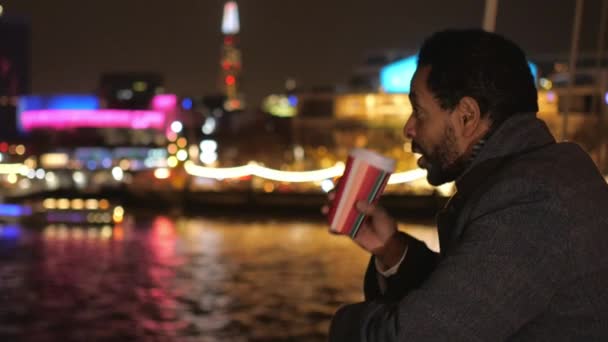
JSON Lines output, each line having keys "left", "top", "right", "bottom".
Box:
{"left": 455, "top": 112, "right": 556, "bottom": 192}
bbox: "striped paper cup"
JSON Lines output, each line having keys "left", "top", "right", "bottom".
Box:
{"left": 328, "top": 148, "right": 395, "bottom": 238}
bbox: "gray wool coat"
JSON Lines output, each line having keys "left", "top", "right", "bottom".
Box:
{"left": 329, "top": 112, "right": 608, "bottom": 341}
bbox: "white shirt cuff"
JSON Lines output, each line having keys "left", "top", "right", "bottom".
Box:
{"left": 374, "top": 244, "right": 408, "bottom": 277}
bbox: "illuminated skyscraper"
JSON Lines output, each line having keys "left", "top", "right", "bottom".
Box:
{"left": 220, "top": 1, "right": 244, "bottom": 111}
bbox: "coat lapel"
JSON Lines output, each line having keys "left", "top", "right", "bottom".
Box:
{"left": 435, "top": 113, "right": 557, "bottom": 256}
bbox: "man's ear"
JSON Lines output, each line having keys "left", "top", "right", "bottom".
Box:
{"left": 455, "top": 96, "right": 482, "bottom": 137}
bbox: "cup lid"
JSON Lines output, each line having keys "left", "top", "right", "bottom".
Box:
{"left": 349, "top": 148, "right": 396, "bottom": 172}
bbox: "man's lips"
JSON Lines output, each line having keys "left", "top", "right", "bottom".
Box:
{"left": 411, "top": 143, "right": 423, "bottom": 155}
{"left": 417, "top": 155, "right": 428, "bottom": 169}
{"left": 411, "top": 145, "right": 428, "bottom": 169}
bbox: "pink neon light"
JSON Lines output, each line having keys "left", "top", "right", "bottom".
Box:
{"left": 151, "top": 94, "right": 178, "bottom": 111}
{"left": 20, "top": 109, "right": 166, "bottom": 131}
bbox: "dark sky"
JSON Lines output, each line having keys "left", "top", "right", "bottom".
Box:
{"left": 2, "top": 0, "right": 607, "bottom": 107}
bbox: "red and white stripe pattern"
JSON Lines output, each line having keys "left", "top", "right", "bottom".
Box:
{"left": 328, "top": 149, "right": 395, "bottom": 238}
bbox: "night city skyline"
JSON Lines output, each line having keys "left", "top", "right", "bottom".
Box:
{"left": 1, "top": 0, "right": 608, "bottom": 107}
{"left": 1, "top": 1, "right": 608, "bottom": 340}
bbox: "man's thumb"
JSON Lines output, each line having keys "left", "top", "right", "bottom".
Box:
{"left": 355, "top": 201, "right": 375, "bottom": 215}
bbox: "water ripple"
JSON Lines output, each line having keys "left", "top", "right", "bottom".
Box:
{"left": 0, "top": 216, "right": 433, "bottom": 341}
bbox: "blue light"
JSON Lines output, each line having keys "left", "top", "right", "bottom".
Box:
{"left": 101, "top": 158, "right": 112, "bottom": 169}
{"left": 18, "top": 96, "right": 43, "bottom": 112}
{"left": 0, "top": 204, "right": 32, "bottom": 217}
{"left": 49, "top": 95, "right": 100, "bottom": 110}
{"left": 46, "top": 212, "right": 86, "bottom": 223}
{"left": 181, "top": 98, "right": 193, "bottom": 110}
{"left": 380, "top": 55, "right": 541, "bottom": 94}
{"left": 0, "top": 225, "right": 21, "bottom": 239}
{"left": 18, "top": 94, "right": 99, "bottom": 112}
{"left": 18, "top": 95, "right": 100, "bottom": 132}
{"left": 75, "top": 148, "right": 112, "bottom": 162}
{"left": 528, "top": 62, "right": 538, "bottom": 84}
{"left": 130, "top": 160, "right": 143, "bottom": 170}
{"left": 87, "top": 160, "right": 97, "bottom": 170}
{"left": 288, "top": 95, "right": 298, "bottom": 107}
{"left": 380, "top": 55, "right": 418, "bottom": 93}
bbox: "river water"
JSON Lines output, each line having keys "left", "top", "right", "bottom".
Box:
{"left": 0, "top": 215, "right": 436, "bottom": 341}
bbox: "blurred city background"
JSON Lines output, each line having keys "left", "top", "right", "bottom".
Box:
{"left": 0, "top": 0, "right": 606, "bottom": 340}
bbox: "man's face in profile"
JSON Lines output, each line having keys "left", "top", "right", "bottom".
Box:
{"left": 403, "top": 66, "right": 468, "bottom": 186}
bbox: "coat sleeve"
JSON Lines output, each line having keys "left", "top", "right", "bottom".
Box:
{"left": 363, "top": 232, "right": 439, "bottom": 301}
{"left": 332, "top": 178, "right": 569, "bottom": 342}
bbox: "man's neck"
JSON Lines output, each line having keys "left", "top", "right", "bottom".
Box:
{"left": 466, "top": 136, "right": 488, "bottom": 167}
{"left": 463, "top": 120, "right": 493, "bottom": 168}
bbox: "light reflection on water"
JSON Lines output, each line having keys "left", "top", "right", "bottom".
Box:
{"left": 0, "top": 216, "right": 434, "bottom": 341}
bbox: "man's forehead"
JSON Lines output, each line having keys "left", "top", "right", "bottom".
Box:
{"left": 412, "top": 66, "right": 430, "bottom": 85}
{"left": 410, "top": 66, "right": 431, "bottom": 100}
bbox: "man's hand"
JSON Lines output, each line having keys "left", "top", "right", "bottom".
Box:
{"left": 353, "top": 201, "right": 406, "bottom": 271}
{"left": 321, "top": 190, "right": 337, "bottom": 230}
{"left": 322, "top": 191, "right": 406, "bottom": 270}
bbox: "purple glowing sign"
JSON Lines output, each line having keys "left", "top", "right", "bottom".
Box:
{"left": 151, "top": 94, "right": 178, "bottom": 111}
{"left": 20, "top": 109, "right": 166, "bottom": 131}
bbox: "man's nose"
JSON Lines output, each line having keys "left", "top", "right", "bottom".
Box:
{"left": 403, "top": 115, "right": 415, "bottom": 140}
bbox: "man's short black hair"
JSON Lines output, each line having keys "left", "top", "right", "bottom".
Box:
{"left": 417, "top": 29, "right": 538, "bottom": 124}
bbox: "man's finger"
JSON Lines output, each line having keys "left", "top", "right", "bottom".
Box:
{"left": 321, "top": 205, "right": 329, "bottom": 215}
{"left": 328, "top": 191, "right": 336, "bottom": 201}
{"left": 356, "top": 200, "right": 390, "bottom": 220}
{"left": 355, "top": 200, "right": 376, "bottom": 215}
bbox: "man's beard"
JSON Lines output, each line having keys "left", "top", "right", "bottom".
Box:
{"left": 413, "top": 125, "right": 469, "bottom": 186}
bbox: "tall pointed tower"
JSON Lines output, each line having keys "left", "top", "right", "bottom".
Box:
{"left": 220, "top": 1, "right": 244, "bottom": 111}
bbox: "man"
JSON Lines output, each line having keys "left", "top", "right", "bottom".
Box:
{"left": 326, "top": 29, "right": 608, "bottom": 341}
